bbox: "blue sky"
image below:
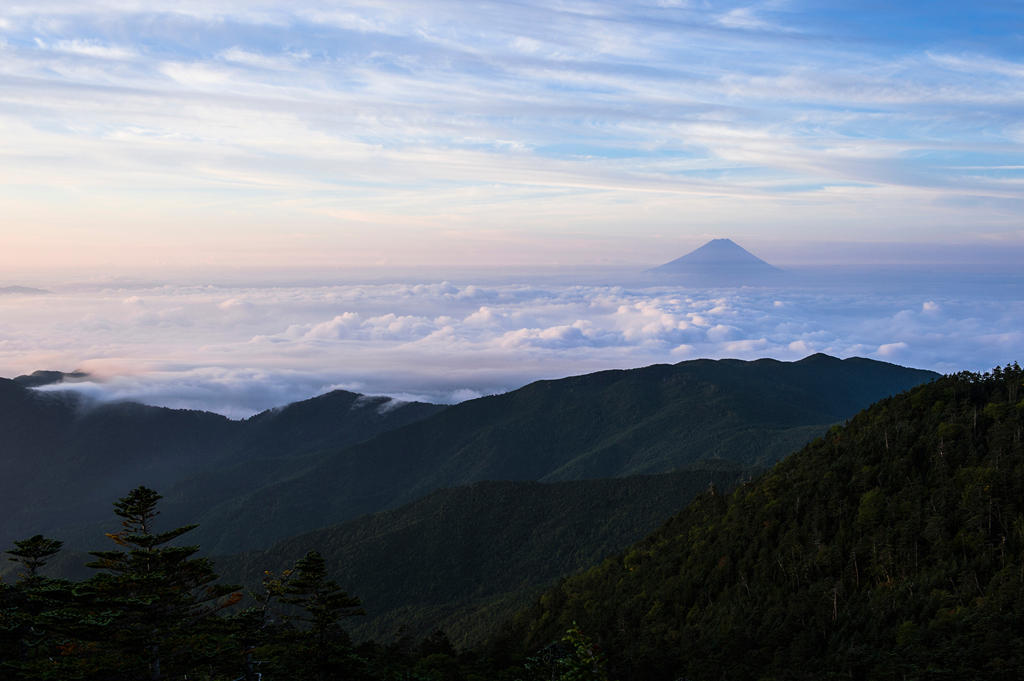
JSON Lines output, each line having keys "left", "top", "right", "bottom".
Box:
{"left": 1, "top": 0, "right": 1023, "bottom": 273}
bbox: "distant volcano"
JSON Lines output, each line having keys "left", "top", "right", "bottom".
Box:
{"left": 645, "top": 238, "right": 787, "bottom": 286}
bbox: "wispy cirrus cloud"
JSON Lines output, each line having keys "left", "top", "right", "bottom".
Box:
{"left": 0, "top": 1, "right": 1022, "bottom": 271}
{"left": 50, "top": 38, "right": 137, "bottom": 60}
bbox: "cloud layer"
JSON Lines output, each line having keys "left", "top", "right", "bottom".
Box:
{"left": 3, "top": 276, "right": 1020, "bottom": 417}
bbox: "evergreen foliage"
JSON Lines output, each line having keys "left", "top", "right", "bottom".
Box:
{"left": 0, "top": 488, "right": 484, "bottom": 680}
{"left": 2, "top": 489, "right": 238, "bottom": 678}
{"left": 53, "top": 486, "right": 244, "bottom": 679}
{"left": 494, "top": 365, "right": 1024, "bottom": 680}
{"left": 523, "top": 624, "right": 610, "bottom": 681}
{"left": 1, "top": 536, "right": 76, "bottom": 679}
{"left": 268, "top": 551, "right": 367, "bottom": 680}
{"left": 7, "top": 535, "right": 63, "bottom": 579}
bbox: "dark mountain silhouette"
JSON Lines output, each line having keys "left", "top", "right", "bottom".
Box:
{"left": 0, "top": 381, "right": 444, "bottom": 548}
{"left": 645, "top": 238, "right": 787, "bottom": 285}
{"left": 12, "top": 370, "right": 90, "bottom": 388}
{"left": 140, "top": 354, "right": 937, "bottom": 554}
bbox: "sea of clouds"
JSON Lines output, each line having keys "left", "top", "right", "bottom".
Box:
{"left": 1, "top": 275, "right": 1021, "bottom": 418}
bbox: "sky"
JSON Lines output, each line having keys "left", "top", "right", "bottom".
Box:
{"left": 0, "top": 0, "right": 1022, "bottom": 273}
{"left": 1, "top": 1, "right": 1022, "bottom": 415}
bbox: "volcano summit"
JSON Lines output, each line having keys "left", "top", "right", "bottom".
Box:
{"left": 646, "top": 238, "right": 787, "bottom": 286}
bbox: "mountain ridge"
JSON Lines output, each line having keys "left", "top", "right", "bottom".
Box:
{"left": 151, "top": 354, "right": 937, "bottom": 554}
{"left": 0, "top": 286, "right": 52, "bottom": 295}
{"left": 1, "top": 354, "right": 937, "bottom": 557}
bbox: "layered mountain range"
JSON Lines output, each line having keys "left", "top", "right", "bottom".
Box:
{"left": 0, "top": 354, "right": 940, "bottom": 646}
{"left": 2, "top": 354, "right": 936, "bottom": 555}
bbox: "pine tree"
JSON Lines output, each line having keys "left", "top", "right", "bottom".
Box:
{"left": 48, "top": 486, "right": 241, "bottom": 680}
{"left": 219, "top": 565, "right": 296, "bottom": 681}
{"left": 1, "top": 535, "right": 77, "bottom": 680}
{"left": 274, "top": 550, "right": 366, "bottom": 681}
{"left": 7, "top": 535, "right": 64, "bottom": 581}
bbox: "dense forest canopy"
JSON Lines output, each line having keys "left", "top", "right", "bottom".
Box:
{"left": 495, "top": 364, "right": 1024, "bottom": 680}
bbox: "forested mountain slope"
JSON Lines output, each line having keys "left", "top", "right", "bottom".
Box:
{"left": 214, "top": 464, "right": 754, "bottom": 647}
{"left": 167, "top": 354, "right": 936, "bottom": 553}
{"left": 494, "top": 365, "right": 1024, "bottom": 680}
{"left": 0, "top": 381, "right": 443, "bottom": 547}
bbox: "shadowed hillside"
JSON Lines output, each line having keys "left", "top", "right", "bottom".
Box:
{"left": 158, "top": 354, "right": 937, "bottom": 554}
{"left": 213, "top": 465, "right": 755, "bottom": 647}
{"left": 0, "top": 382, "right": 443, "bottom": 547}
{"left": 495, "top": 365, "right": 1024, "bottom": 680}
